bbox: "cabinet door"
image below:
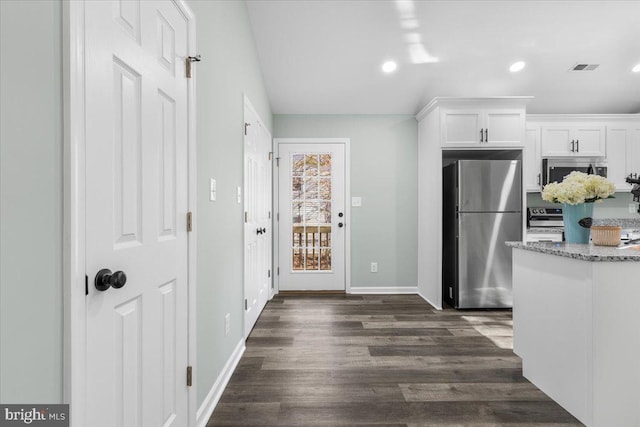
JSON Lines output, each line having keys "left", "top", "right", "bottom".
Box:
{"left": 606, "top": 126, "right": 630, "bottom": 190}
{"left": 574, "top": 125, "right": 605, "bottom": 157}
{"left": 485, "top": 111, "right": 524, "bottom": 145}
{"left": 541, "top": 126, "right": 573, "bottom": 156}
{"left": 442, "top": 111, "right": 482, "bottom": 146}
{"left": 630, "top": 126, "right": 640, "bottom": 178}
{"left": 524, "top": 127, "right": 541, "bottom": 191}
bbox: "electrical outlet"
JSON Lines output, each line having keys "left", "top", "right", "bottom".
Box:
{"left": 210, "top": 178, "right": 216, "bottom": 201}
{"left": 630, "top": 203, "right": 638, "bottom": 214}
{"left": 237, "top": 186, "right": 242, "bottom": 204}
{"left": 370, "top": 262, "right": 378, "bottom": 273}
{"left": 225, "top": 313, "right": 230, "bottom": 336}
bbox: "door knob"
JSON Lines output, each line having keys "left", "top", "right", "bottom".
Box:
{"left": 94, "top": 269, "right": 127, "bottom": 291}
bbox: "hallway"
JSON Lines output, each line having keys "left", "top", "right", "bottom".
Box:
{"left": 207, "top": 294, "right": 581, "bottom": 426}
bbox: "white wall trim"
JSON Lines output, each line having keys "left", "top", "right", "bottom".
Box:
{"left": 272, "top": 138, "right": 351, "bottom": 294}
{"left": 418, "top": 289, "right": 442, "bottom": 310}
{"left": 63, "top": 2, "right": 197, "bottom": 426}
{"left": 196, "top": 339, "right": 246, "bottom": 427}
{"left": 349, "top": 286, "right": 418, "bottom": 294}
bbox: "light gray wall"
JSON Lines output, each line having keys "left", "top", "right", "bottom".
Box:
{"left": 0, "top": 0, "right": 63, "bottom": 403}
{"left": 187, "top": 0, "right": 272, "bottom": 408}
{"left": 274, "top": 115, "right": 418, "bottom": 288}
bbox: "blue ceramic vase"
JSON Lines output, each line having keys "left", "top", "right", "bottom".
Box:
{"left": 562, "top": 202, "right": 594, "bottom": 244}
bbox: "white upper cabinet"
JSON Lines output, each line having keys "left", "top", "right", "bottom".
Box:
{"left": 607, "top": 125, "right": 631, "bottom": 190}
{"left": 523, "top": 126, "right": 541, "bottom": 192}
{"left": 416, "top": 97, "right": 531, "bottom": 148}
{"left": 607, "top": 121, "right": 640, "bottom": 190}
{"left": 442, "top": 111, "right": 481, "bottom": 145}
{"left": 442, "top": 108, "right": 525, "bottom": 147}
{"left": 528, "top": 115, "right": 640, "bottom": 192}
{"left": 632, "top": 126, "right": 640, "bottom": 178}
{"left": 540, "top": 124, "right": 606, "bottom": 157}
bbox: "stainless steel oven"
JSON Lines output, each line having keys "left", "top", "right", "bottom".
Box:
{"left": 526, "top": 207, "right": 564, "bottom": 242}
{"left": 542, "top": 158, "right": 607, "bottom": 186}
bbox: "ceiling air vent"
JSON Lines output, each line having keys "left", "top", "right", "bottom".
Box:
{"left": 570, "top": 63, "right": 600, "bottom": 71}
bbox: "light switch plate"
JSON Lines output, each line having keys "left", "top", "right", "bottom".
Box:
{"left": 237, "top": 186, "right": 242, "bottom": 204}
{"left": 352, "top": 197, "right": 362, "bottom": 207}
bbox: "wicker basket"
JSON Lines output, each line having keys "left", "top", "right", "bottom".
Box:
{"left": 590, "top": 225, "right": 622, "bottom": 246}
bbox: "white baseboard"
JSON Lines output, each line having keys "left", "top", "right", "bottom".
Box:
{"left": 196, "top": 338, "right": 246, "bottom": 427}
{"left": 349, "top": 286, "right": 418, "bottom": 294}
{"left": 417, "top": 289, "right": 442, "bottom": 310}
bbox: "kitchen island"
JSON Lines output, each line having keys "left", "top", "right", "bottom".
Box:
{"left": 506, "top": 241, "right": 640, "bottom": 427}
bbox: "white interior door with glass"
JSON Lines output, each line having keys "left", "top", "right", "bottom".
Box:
{"left": 244, "top": 98, "right": 272, "bottom": 336}
{"left": 83, "top": 1, "right": 191, "bottom": 426}
{"left": 277, "top": 141, "right": 347, "bottom": 291}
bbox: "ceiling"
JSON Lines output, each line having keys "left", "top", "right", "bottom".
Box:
{"left": 245, "top": 0, "right": 640, "bottom": 115}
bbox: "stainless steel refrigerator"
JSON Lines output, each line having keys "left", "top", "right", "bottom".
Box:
{"left": 442, "top": 159, "right": 522, "bottom": 309}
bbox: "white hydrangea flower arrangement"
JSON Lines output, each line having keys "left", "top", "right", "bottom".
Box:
{"left": 541, "top": 171, "right": 615, "bottom": 205}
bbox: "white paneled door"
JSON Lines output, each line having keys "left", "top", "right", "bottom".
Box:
{"left": 277, "top": 142, "right": 346, "bottom": 291}
{"left": 84, "top": 1, "right": 190, "bottom": 426}
{"left": 243, "top": 99, "right": 272, "bottom": 336}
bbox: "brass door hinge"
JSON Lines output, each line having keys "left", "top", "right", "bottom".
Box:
{"left": 269, "top": 151, "right": 273, "bottom": 160}
{"left": 186, "top": 366, "right": 193, "bottom": 387}
{"left": 187, "top": 212, "right": 193, "bottom": 232}
{"left": 186, "top": 55, "right": 201, "bottom": 79}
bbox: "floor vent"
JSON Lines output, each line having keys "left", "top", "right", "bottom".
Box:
{"left": 570, "top": 63, "right": 600, "bottom": 71}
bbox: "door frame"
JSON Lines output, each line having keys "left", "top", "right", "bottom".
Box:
{"left": 62, "top": 1, "right": 198, "bottom": 425}
{"left": 273, "top": 138, "right": 351, "bottom": 294}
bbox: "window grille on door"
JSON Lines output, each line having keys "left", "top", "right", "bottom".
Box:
{"left": 291, "top": 153, "right": 332, "bottom": 271}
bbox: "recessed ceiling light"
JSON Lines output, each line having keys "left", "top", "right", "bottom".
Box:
{"left": 633, "top": 63, "right": 640, "bottom": 73}
{"left": 382, "top": 61, "right": 397, "bottom": 74}
{"left": 509, "top": 61, "right": 526, "bottom": 73}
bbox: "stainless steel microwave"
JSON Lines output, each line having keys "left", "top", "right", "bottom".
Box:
{"left": 541, "top": 158, "right": 607, "bottom": 186}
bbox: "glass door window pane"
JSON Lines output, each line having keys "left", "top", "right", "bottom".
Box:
{"left": 290, "top": 153, "right": 332, "bottom": 271}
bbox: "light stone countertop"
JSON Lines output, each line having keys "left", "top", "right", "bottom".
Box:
{"left": 592, "top": 218, "right": 640, "bottom": 229}
{"left": 506, "top": 241, "right": 640, "bottom": 262}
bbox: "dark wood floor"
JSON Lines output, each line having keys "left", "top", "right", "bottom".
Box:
{"left": 207, "top": 294, "right": 583, "bottom": 426}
